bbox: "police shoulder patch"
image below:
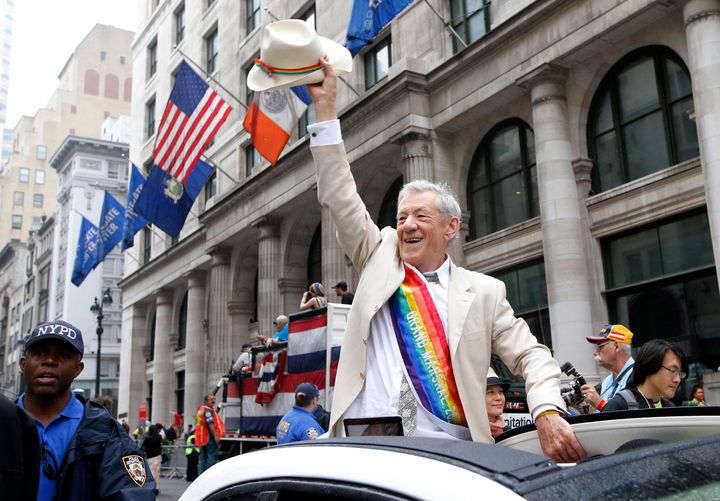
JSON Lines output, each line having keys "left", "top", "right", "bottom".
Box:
{"left": 306, "top": 427, "right": 319, "bottom": 440}
{"left": 122, "top": 454, "right": 147, "bottom": 487}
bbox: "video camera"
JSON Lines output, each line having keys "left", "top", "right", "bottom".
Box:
{"left": 560, "top": 361, "right": 587, "bottom": 408}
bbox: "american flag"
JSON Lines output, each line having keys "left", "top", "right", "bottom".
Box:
{"left": 153, "top": 61, "right": 232, "bottom": 183}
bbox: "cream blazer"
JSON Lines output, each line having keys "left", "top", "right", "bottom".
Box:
{"left": 312, "top": 143, "right": 565, "bottom": 444}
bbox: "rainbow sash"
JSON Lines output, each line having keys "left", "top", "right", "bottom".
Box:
{"left": 389, "top": 265, "right": 467, "bottom": 426}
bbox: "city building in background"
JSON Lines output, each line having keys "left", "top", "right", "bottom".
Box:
{"left": 0, "top": 0, "right": 15, "bottom": 164}
{"left": 118, "top": 0, "right": 720, "bottom": 425}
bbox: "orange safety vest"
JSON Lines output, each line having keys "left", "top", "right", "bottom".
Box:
{"left": 195, "top": 404, "right": 226, "bottom": 446}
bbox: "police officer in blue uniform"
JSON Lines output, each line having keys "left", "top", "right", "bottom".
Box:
{"left": 17, "top": 320, "right": 156, "bottom": 500}
{"left": 276, "top": 383, "right": 324, "bottom": 444}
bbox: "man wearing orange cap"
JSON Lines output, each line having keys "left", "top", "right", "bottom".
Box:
{"left": 581, "top": 324, "right": 635, "bottom": 412}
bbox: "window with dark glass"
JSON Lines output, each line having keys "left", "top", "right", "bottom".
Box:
{"left": 377, "top": 176, "right": 403, "bottom": 229}
{"left": 603, "top": 210, "right": 720, "bottom": 379}
{"left": 177, "top": 292, "right": 187, "bottom": 350}
{"left": 364, "top": 37, "right": 391, "bottom": 89}
{"left": 176, "top": 371, "right": 185, "bottom": 415}
{"left": 588, "top": 46, "right": 699, "bottom": 193}
{"left": 11, "top": 214, "right": 21, "bottom": 229}
{"left": 467, "top": 119, "right": 538, "bottom": 239}
{"left": 245, "top": 144, "right": 260, "bottom": 177}
{"left": 19, "top": 167, "right": 29, "bottom": 183}
{"left": 147, "top": 38, "right": 157, "bottom": 79}
{"left": 204, "top": 170, "right": 217, "bottom": 203}
{"left": 33, "top": 194, "right": 43, "bottom": 208}
{"left": 175, "top": 4, "right": 185, "bottom": 45}
{"left": 246, "top": 0, "right": 261, "bottom": 33}
{"left": 450, "top": 0, "right": 492, "bottom": 52}
{"left": 143, "top": 226, "right": 152, "bottom": 264}
{"left": 13, "top": 191, "right": 23, "bottom": 206}
{"left": 148, "top": 312, "right": 156, "bottom": 361}
{"left": 205, "top": 28, "right": 218, "bottom": 74}
{"left": 307, "top": 224, "right": 322, "bottom": 285}
{"left": 146, "top": 97, "right": 156, "bottom": 138}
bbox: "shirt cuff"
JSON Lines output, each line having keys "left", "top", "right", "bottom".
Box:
{"left": 307, "top": 119, "right": 342, "bottom": 146}
{"left": 531, "top": 404, "right": 566, "bottom": 422}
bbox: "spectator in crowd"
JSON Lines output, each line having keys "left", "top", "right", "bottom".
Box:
{"left": 685, "top": 385, "right": 707, "bottom": 406}
{"left": 196, "top": 394, "right": 225, "bottom": 473}
{"left": 120, "top": 419, "right": 130, "bottom": 434}
{"left": 581, "top": 324, "right": 635, "bottom": 412}
{"left": 231, "top": 343, "right": 254, "bottom": 376}
{"left": 299, "top": 282, "right": 328, "bottom": 310}
{"left": 0, "top": 394, "right": 39, "bottom": 501}
{"left": 185, "top": 431, "right": 200, "bottom": 482}
{"left": 601, "top": 339, "right": 687, "bottom": 412}
{"left": 276, "top": 383, "right": 324, "bottom": 444}
{"left": 486, "top": 368, "right": 510, "bottom": 437}
{"left": 333, "top": 281, "right": 354, "bottom": 305}
{"left": 184, "top": 424, "right": 194, "bottom": 439}
{"left": 141, "top": 425, "right": 163, "bottom": 495}
{"left": 17, "top": 320, "right": 155, "bottom": 500}
{"left": 257, "top": 315, "right": 290, "bottom": 348}
{"left": 304, "top": 59, "right": 584, "bottom": 462}
{"left": 164, "top": 423, "right": 177, "bottom": 442}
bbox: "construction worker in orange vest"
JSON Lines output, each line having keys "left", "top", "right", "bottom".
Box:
{"left": 195, "top": 394, "right": 225, "bottom": 473}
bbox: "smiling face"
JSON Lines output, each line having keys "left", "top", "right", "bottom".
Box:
{"left": 645, "top": 351, "right": 683, "bottom": 400}
{"left": 485, "top": 384, "right": 506, "bottom": 420}
{"left": 20, "top": 339, "right": 83, "bottom": 402}
{"left": 396, "top": 191, "right": 459, "bottom": 273}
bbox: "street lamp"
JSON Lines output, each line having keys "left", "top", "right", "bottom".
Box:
{"left": 90, "top": 288, "right": 113, "bottom": 398}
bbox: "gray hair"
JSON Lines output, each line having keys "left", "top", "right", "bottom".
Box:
{"left": 618, "top": 342, "right": 632, "bottom": 356}
{"left": 397, "top": 180, "right": 462, "bottom": 223}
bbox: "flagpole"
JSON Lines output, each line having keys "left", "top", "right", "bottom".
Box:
{"left": 71, "top": 207, "right": 144, "bottom": 265}
{"left": 200, "top": 155, "right": 240, "bottom": 185}
{"left": 174, "top": 47, "right": 248, "bottom": 110}
{"left": 421, "top": 0, "right": 468, "bottom": 49}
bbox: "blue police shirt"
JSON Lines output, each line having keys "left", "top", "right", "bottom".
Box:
{"left": 276, "top": 406, "right": 323, "bottom": 444}
{"left": 272, "top": 324, "right": 289, "bottom": 343}
{"left": 18, "top": 392, "right": 84, "bottom": 501}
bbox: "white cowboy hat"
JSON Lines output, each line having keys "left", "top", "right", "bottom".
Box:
{"left": 247, "top": 19, "right": 352, "bottom": 92}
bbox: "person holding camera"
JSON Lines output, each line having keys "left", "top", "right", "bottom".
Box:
{"left": 258, "top": 315, "right": 290, "bottom": 348}
{"left": 581, "top": 324, "right": 635, "bottom": 412}
{"left": 299, "top": 282, "right": 328, "bottom": 310}
{"left": 601, "top": 339, "right": 687, "bottom": 411}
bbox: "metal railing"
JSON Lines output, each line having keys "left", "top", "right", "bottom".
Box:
{"left": 160, "top": 443, "right": 187, "bottom": 479}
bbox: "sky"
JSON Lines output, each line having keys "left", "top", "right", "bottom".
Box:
{"left": 6, "top": 0, "right": 138, "bottom": 128}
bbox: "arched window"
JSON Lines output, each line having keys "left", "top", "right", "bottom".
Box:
{"left": 377, "top": 176, "right": 403, "bottom": 229}
{"left": 588, "top": 46, "right": 698, "bottom": 193}
{"left": 124, "top": 78, "right": 132, "bottom": 102}
{"left": 307, "top": 224, "right": 322, "bottom": 286}
{"left": 148, "top": 312, "right": 156, "bottom": 361}
{"left": 177, "top": 292, "right": 187, "bottom": 350}
{"left": 84, "top": 70, "right": 99, "bottom": 95}
{"left": 467, "top": 120, "right": 537, "bottom": 240}
{"left": 104, "top": 73, "right": 119, "bottom": 99}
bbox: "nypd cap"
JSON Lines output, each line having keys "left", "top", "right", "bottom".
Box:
{"left": 25, "top": 320, "right": 84, "bottom": 357}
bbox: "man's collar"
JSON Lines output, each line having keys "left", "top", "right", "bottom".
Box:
{"left": 406, "top": 256, "right": 451, "bottom": 290}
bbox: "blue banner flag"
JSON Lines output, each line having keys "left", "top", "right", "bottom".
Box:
{"left": 121, "top": 164, "right": 149, "bottom": 251}
{"left": 71, "top": 217, "right": 99, "bottom": 286}
{"left": 344, "top": 0, "right": 414, "bottom": 56}
{"left": 134, "top": 159, "right": 214, "bottom": 238}
{"left": 96, "top": 192, "right": 126, "bottom": 263}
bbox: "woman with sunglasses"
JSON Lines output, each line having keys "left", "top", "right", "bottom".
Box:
{"left": 601, "top": 339, "right": 688, "bottom": 412}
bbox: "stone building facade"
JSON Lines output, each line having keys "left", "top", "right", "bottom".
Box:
{"left": 119, "top": 0, "right": 720, "bottom": 423}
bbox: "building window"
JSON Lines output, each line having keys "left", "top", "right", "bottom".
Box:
{"left": 36, "top": 145, "right": 47, "bottom": 160}
{"left": 19, "top": 167, "right": 29, "bottom": 183}
{"left": 378, "top": 176, "right": 403, "bottom": 229}
{"left": 175, "top": 4, "right": 185, "bottom": 45}
{"left": 147, "top": 38, "right": 157, "bottom": 79}
{"left": 33, "top": 193, "right": 43, "bottom": 208}
{"left": 35, "top": 170, "right": 45, "bottom": 185}
{"left": 177, "top": 292, "right": 187, "bottom": 350}
{"left": 364, "top": 37, "right": 391, "bottom": 89}
{"left": 467, "top": 119, "right": 538, "bottom": 239}
{"left": 245, "top": 144, "right": 260, "bottom": 177}
{"left": 205, "top": 28, "right": 218, "bottom": 74}
{"left": 208, "top": 0, "right": 216, "bottom": 6}
{"left": 246, "top": 0, "right": 261, "bottom": 33}
{"left": 11, "top": 214, "right": 21, "bottom": 229}
{"left": 84, "top": 70, "right": 100, "bottom": 95}
{"left": 146, "top": 97, "right": 156, "bottom": 139}
{"left": 589, "top": 46, "right": 699, "bottom": 194}
{"left": 307, "top": 224, "right": 322, "bottom": 285}
{"left": 176, "top": 371, "right": 185, "bottom": 419}
{"left": 603, "top": 210, "right": 720, "bottom": 377}
{"left": 450, "top": 0, "right": 492, "bottom": 52}
{"left": 120, "top": 55, "right": 126, "bottom": 65}
{"left": 104, "top": 74, "right": 119, "bottom": 99}
{"left": 149, "top": 313, "right": 156, "bottom": 362}
{"left": 143, "top": 226, "right": 152, "bottom": 264}
{"left": 204, "top": 170, "right": 217, "bottom": 203}
{"left": 100, "top": 51, "right": 106, "bottom": 61}
{"left": 13, "top": 191, "right": 23, "bottom": 206}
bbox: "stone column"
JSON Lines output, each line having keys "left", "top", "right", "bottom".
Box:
{"left": 277, "top": 277, "right": 306, "bottom": 319}
{"left": 524, "top": 65, "right": 594, "bottom": 372}
{"left": 227, "top": 300, "right": 254, "bottom": 355}
{"left": 207, "top": 246, "right": 232, "bottom": 387}
{"left": 254, "top": 218, "right": 281, "bottom": 336}
{"left": 184, "top": 271, "right": 206, "bottom": 425}
{"left": 684, "top": 0, "right": 720, "bottom": 283}
{"left": 322, "top": 207, "right": 348, "bottom": 303}
{"left": 399, "top": 131, "right": 433, "bottom": 182}
{"left": 117, "top": 303, "right": 147, "bottom": 423}
{"left": 151, "top": 289, "right": 173, "bottom": 425}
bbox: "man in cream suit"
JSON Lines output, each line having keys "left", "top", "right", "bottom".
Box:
{"left": 305, "top": 62, "right": 585, "bottom": 463}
